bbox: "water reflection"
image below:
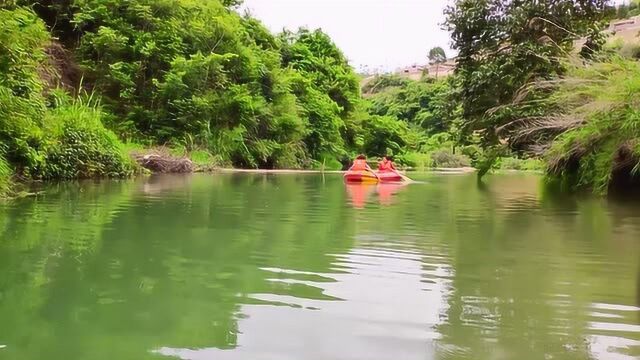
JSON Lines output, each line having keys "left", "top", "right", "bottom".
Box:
{"left": 142, "top": 173, "right": 194, "bottom": 195}
{"left": 155, "top": 246, "right": 448, "bottom": 360}
{"left": 345, "top": 183, "right": 377, "bottom": 208}
{"left": 345, "top": 182, "right": 409, "bottom": 208}
{"left": 376, "top": 183, "right": 409, "bottom": 206}
{"left": 0, "top": 173, "right": 638, "bottom": 360}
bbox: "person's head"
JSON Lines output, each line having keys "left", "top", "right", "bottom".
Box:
{"left": 384, "top": 155, "right": 394, "bottom": 162}
{"left": 356, "top": 154, "right": 366, "bottom": 160}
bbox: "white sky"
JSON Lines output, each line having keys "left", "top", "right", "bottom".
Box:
{"left": 240, "top": 0, "right": 453, "bottom": 72}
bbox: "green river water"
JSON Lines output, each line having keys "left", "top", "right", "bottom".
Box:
{"left": 0, "top": 173, "right": 638, "bottom": 360}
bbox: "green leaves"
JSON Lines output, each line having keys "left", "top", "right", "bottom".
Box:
{"left": 279, "top": 29, "right": 361, "bottom": 161}
{"left": 360, "top": 115, "right": 409, "bottom": 157}
{"left": 541, "top": 59, "right": 640, "bottom": 193}
{"left": 0, "top": 151, "right": 11, "bottom": 197}
{"left": 66, "top": 1, "right": 368, "bottom": 168}
{"left": 444, "top": 0, "right": 611, "bottom": 177}
{"left": 367, "top": 79, "right": 452, "bottom": 134}
{"left": 3, "top": 1, "right": 425, "bottom": 172}
{"left": 446, "top": 0, "right": 610, "bottom": 132}
{"left": 34, "top": 99, "right": 133, "bottom": 179}
{"left": 0, "top": 7, "right": 133, "bottom": 183}
{"left": 0, "top": 7, "right": 48, "bottom": 169}
{"left": 428, "top": 47, "right": 447, "bottom": 64}
{"left": 91, "top": 26, "right": 128, "bottom": 57}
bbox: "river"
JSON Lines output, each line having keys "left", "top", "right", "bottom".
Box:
{"left": 0, "top": 173, "right": 638, "bottom": 360}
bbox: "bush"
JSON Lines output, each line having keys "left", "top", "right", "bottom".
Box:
{"left": 33, "top": 101, "right": 134, "bottom": 179}
{"left": 0, "top": 153, "right": 12, "bottom": 197}
{"left": 430, "top": 150, "right": 470, "bottom": 168}
{"left": 184, "top": 149, "right": 226, "bottom": 169}
{"left": 617, "top": 42, "right": 640, "bottom": 60}
{"left": 0, "top": 7, "right": 49, "bottom": 170}
{"left": 396, "top": 152, "right": 431, "bottom": 170}
{"left": 311, "top": 153, "right": 344, "bottom": 171}
{"left": 281, "top": 29, "right": 361, "bottom": 162}
{"left": 508, "top": 58, "right": 640, "bottom": 193}
{"left": 0, "top": 7, "right": 133, "bottom": 182}
{"left": 617, "top": 4, "right": 630, "bottom": 19}
{"left": 421, "top": 132, "right": 455, "bottom": 153}
{"left": 362, "top": 74, "right": 410, "bottom": 94}
{"left": 367, "top": 80, "right": 452, "bottom": 134}
{"left": 498, "top": 157, "right": 543, "bottom": 171}
{"left": 460, "top": 144, "right": 481, "bottom": 161}
{"left": 69, "top": 0, "right": 362, "bottom": 168}
{"left": 360, "top": 115, "right": 410, "bottom": 156}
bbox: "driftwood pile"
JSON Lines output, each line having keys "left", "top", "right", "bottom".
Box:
{"left": 132, "top": 150, "right": 194, "bottom": 173}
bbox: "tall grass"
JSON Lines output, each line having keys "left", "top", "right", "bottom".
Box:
{"left": 0, "top": 7, "right": 49, "bottom": 171}
{"left": 0, "top": 7, "right": 133, "bottom": 183}
{"left": 0, "top": 153, "right": 12, "bottom": 197}
{"left": 547, "top": 59, "right": 640, "bottom": 192}
{"left": 35, "top": 93, "right": 134, "bottom": 179}
{"left": 506, "top": 57, "right": 640, "bottom": 193}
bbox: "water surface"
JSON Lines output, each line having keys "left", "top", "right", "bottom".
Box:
{"left": 0, "top": 173, "right": 638, "bottom": 360}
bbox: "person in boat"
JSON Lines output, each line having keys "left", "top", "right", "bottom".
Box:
{"left": 349, "top": 154, "right": 375, "bottom": 173}
{"left": 378, "top": 155, "right": 397, "bottom": 172}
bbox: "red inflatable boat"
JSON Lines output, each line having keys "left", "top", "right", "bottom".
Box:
{"left": 344, "top": 170, "right": 404, "bottom": 183}
{"left": 376, "top": 170, "right": 403, "bottom": 182}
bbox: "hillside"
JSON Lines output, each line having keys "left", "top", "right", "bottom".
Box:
{"left": 1, "top": 1, "right": 442, "bottom": 196}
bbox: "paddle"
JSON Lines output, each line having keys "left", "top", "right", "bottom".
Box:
{"left": 393, "top": 169, "right": 413, "bottom": 183}
{"left": 368, "top": 168, "right": 380, "bottom": 181}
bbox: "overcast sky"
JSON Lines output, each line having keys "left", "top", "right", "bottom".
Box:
{"left": 240, "top": 0, "right": 453, "bottom": 72}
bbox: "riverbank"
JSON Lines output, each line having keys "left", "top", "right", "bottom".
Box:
{"left": 0, "top": 163, "right": 478, "bottom": 200}
{"left": 130, "top": 148, "right": 478, "bottom": 175}
{"left": 217, "top": 167, "right": 477, "bottom": 174}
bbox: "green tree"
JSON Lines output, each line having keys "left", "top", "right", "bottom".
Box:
{"left": 427, "top": 46, "right": 447, "bottom": 79}
{"left": 69, "top": 0, "right": 316, "bottom": 168}
{"left": 444, "top": 0, "right": 611, "bottom": 178}
{"left": 279, "top": 28, "right": 361, "bottom": 160}
{"left": 0, "top": 6, "right": 132, "bottom": 184}
{"left": 1, "top": 0, "right": 458, "bottom": 182}
{"left": 368, "top": 79, "right": 451, "bottom": 134}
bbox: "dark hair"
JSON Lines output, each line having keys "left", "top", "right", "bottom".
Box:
{"left": 384, "top": 155, "right": 394, "bottom": 161}
{"left": 356, "top": 154, "right": 366, "bottom": 160}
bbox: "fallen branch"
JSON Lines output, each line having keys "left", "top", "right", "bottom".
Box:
{"left": 132, "top": 150, "right": 194, "bottom": 173}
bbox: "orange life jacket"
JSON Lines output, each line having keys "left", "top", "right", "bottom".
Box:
{"left": 378, "top": 159, "right": 395, "bottom": 171}
{"left": 351, "top": 158, "right": 368, "bottom": 171}
{"left": 378, "top": 159, "right": 388, "bottom": 171}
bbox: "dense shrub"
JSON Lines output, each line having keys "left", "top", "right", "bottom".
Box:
{"left": 0, "top": 152, "right": 12, "bottom": 197}
{"left": 0, "top": 7, "right": 49, "bottom": 170}
{"left": 430, "top": 150, "right": 470, "bottom": 168}
{"left": 2, "top": 2, "right": 420, "bottom": 175}
{"left": 545, "top": 60, "right": 640, "bottom": 192}
{"left": 0, "top": 7, "right": 133, "bottom": 186}
{"left": 618, "top": 43, "right": 640, "bottom": 60}
{"left": 362, "top": 77, "right": 458, "bottom": 165}
{"left": 362, "top": 74, "right": 411, "bottom": 95}
{"left": 36, "top": 0, "right": 364, "bottom": 168}
{"left": 368, "top": 80, "right": 451, "bottom": 134}
{"left": 498, "top": 157, "right": 543, "bottom": 171}
{"left": 280, "top": 29, "right": 362, "bottom": 158}
{"left": 360, "top": 115, "right": 410, "bottom": 157}
{"left": 504, "top": 58, "right": 640, "bottom": 193}
{"left": 34, "top": 101, "right": 134, "bottom": 179}
{"left": 57, "top": 2, "right": 301, "bottom": 166}
{"left": 396, "top": 151, "right": 431, "bottom": 170}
